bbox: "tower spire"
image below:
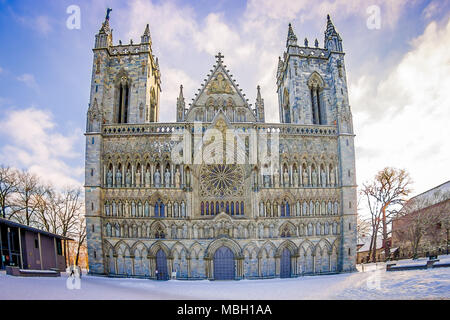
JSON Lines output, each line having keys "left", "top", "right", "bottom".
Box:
{"left": 324, "top": 14, "right": 343, "bottom": 52}
{"left": 255, "top": 85, "right": 265, "bottom": 122}
{"left": 286, "top": 23, "right": 297, "bottom": 47}
{"left": 177, "top": 85, "right": 186, "bottom": 122}
{"left": 141, "top": 23, "right": 152, "bottom": 44}
{"left": 95, "top": 8, "right": 113, "bottom": 48}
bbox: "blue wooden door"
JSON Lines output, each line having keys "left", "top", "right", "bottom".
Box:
{"left": 156, "top": 249, "right": 169, "bottom": 280}
{"left": 280, "top": 248, "right": 291, "bottom": 278}
{"left": 214, "top": 247, "right": 235, "bottom": 280}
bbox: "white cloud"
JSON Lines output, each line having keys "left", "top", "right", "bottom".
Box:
{"left": 17, "top": 73, "right": 39, "bottom": 92}
{"left": 0, "top": 108, "right": 84, "bottom": 189}
{"left": 351, "top": 18, "right": 450, "bottom": 196}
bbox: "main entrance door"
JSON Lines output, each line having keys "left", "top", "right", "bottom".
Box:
{"left": 214, "top": 246, "right": 235, "bottom": 280}
{"left": 156, "top": 249, "right": 169, "bottom": 280}
{"left": 280, "top": 248, "right": 291, "bottom": 278}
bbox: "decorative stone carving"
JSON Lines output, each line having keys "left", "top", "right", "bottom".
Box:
{"left": 274, "top": 169, "right": 280, "bottom": 188}
{"left": 165, "top": 169, "right": 171, "bottom": 188}
{"left": 116, "top": 169, "right": 122, "bottom": 187}
{"left": 125, "top": 169, "right": 131, "bottom": 187}
{"left": 321, "top": 169, "right": 326, "bottom": 187}
{"left": 135, "top": 169, "right": 141, "bottom": 187}
{"left": 293, "top": 170, "right": 299, "bottom": 187}
{"left": 107, "top": 169, "right": 113, "bottom": 187}
{"left": 145, "top": 169, "right": 151, "bottom": 187}
{"left": 302, "top": 168, "right": 309, "bottom": 187}
{"left": 283, "top": 169, "right": 289, "bottom": 187}
{"left": 154, "top": 170, "right": 161, "bottom": 188}
{"left": 175, "top": 168, "right": 181, "bottom": 188}
{"left": 311, "top": 169, "right": 318, "bottom": 187}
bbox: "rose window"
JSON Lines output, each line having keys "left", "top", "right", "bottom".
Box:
{"left": 200, "top": 164, "right": 244, "bottom": 197}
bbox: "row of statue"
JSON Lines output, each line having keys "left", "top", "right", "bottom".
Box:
{"left": 106, "top": 167, "right": 182, "bottom": 188}
{"left": 104, "top": 220, "right": 340, "bottom": 239}
{"left": 105, "top": 200, "right": 186, "bottom": 218}
{"left": 261, "top": 167, "right": 336, "bottom": 188}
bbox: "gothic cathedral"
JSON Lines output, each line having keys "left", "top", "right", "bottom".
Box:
{"left": 85, "top": 12, "right": 357, "bottom": 280}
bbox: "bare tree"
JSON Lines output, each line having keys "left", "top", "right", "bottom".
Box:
{"left": 10, "top": 171, "right": 44, "bottom": 226}
{"left": 73, "top": 214, "right": 87, "bottom": 267}
{"left": 361, "top": 167, "right": 412, "bottom": 261}
{"left": 394, "top": 197, "right": 441, "bottom": 258}
{"left": 0, "top": 166, "right": 18, "bottom": 218}
{"left": 56, "top": 188, "right": 83, "bottom": 265}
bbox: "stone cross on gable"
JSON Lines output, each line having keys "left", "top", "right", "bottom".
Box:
{"left": 215, "top": 52, "right": 224, "bottom": 63}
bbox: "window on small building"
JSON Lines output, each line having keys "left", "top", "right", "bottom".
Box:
{"left": 35, "top": 239, "right": 39, "bottom": 249}
{"left": 56, "top": 239, "right": 62, "bottom": 255}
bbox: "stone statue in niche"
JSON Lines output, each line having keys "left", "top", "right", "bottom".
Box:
{"left": 165, "top": 169, "right": 171, "bottom": 188}
{"left": 311, "top": 169, "right": 318, "bottom": 186}
{"left": 274, "top": 169, "right": 280, "bottom": 187}
{"left": 293, "top": 170, "right": 299, "bottom": 187}
{"left": 107, "top": 169, "right": 113, "bottom": 187}
{"left": 181, "top": 201, "right": 186, "bottom": 217}
{"left": 302, "top": 168, "right": 309, "bottom": 187}
{"left": 330, "top": 169, "right": 336, "bottom": 186}
{"left": 283, "top": 169, "right": 289, "bottom": 187}
{"left": 135, "top": 169, "right": 141, "bottom": 187}
{"left": 145, "top": 169, "right": 151, "bottom": 187}
{"left": 175, "top": 168, "right": 181, "bottom": 188}
{"left": 116, "top": 169, "right": 122, "bottom": 187}
{"left": 154, "top": 170, "right": 161, "bottom": 188}
{"left": 125, "top": 169, "right": 131, "bottom": 187}
{"left": 321, "top": 169, "right": 327, "bottom": 187}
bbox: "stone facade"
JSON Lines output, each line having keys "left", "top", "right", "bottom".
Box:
{"left": 85, "top": 13, "right": 357, "bottom": 280}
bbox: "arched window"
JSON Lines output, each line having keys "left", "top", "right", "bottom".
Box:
{"left": 201, "top": 202, "right": 204, "bottom": 215}
{"left": 283, "top": 88, "right": 290, "bottom": 123}
{"left": 149, "top": 89, "right": 156, "bottom": 122}
{"left": 231, "top": 201, "right": 234, "bottom": 215}
{"left": 236, "top": 202, "right": 240, "bottom": 215}
{"left": 226, "top": 202, "right": 230, "bottom": 214}
{"left": 216, "top": 202, "right": 220, "bottom": 214}
{"left": 307, "top": 72, "right": 325, "bottom": 125}
{"left": 116, "top": 76, "right": 130, "bottom": 124}
{"left": 241, "top": 202, "right": 244, "bottom": 215}
{"left": 206, "top": 201, "right": 209, "bottom": 215}
{"left": 286, "top": 201, "right": 290, "bottom": 217}
{"left": 210, "top": 202, "right": 214, "bottom": 215}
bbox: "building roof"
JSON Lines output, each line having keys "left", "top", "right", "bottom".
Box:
{"left": 357, "top": 236, "right": 383, "bottom": 253}
{"left": 408, "top": 180, "right": 450, "bottom": 211}
{"left": 0, "top": 217, "right": 73, "bottom": 241}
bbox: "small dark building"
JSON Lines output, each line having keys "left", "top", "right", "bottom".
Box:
{"left": 0, "top": 218, "right": 71, "bottom": 271}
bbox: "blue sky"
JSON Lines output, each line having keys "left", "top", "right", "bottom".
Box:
{"left": 0, "top": 0, "right": 449, "bottom": 198}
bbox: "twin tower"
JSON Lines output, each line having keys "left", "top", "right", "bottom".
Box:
{"left": 86, "top": 13, "right": 352, "bottom": 135}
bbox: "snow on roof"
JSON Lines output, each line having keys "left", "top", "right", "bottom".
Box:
{"left": 407, "top": 180, "right": 450, "bottom": 211}
{"left": 357, "top": 236, "right": 383, "bottom": 253}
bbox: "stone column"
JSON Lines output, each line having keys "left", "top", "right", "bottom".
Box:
{"left": 112, "top": 164, "right": 116, "bottom": 186}
{"left": 258, "top": 256, "right": 261, "bottom": 277}
{"left": 275, "top": 255, "right": 280, "bottom": 277}
{"left": 187, "top": 257, "right": 191, "bottom": 278}
{"left": 131, "top": 164, "right": 135, "bottom": 187}
{"left": 131, "top": 256, "right": 135, "bottom": 276}
{"left": 103, "top": 164, "right": 107, "bottom": 186}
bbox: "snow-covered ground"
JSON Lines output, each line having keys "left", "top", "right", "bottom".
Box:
{"left": 1, "top": 256, "right": 449, "bottom": 300}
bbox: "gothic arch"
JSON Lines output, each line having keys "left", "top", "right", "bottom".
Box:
{"left": 298, "top": 239, "right": 315, "bottom": 256}
{"left": 130, "top": 240, "right": 148, "bottom": 256}
{"left": 205, "top": 237, "right": 243, "bottom": 259}
{"left": 149, "top": 241, "right": 171, "bottom": 257}
{"left": 113, "top": 240, "right": 130, "bottom": 255}
{"left": 170, "top": 241, "right": 189, "bottom": 258}
{"left": 307, "top": 71, "right": 325, "bottom": 88}
{"left": 189, "top": 241, "right": 205, "bottom": 259}
{"left": 276, "top": 240, "right": 297, "bottom": 256}
{"left": 315, "top": 238, "right": 332, "bottom": 255}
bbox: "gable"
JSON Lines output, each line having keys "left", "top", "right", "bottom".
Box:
{"left": 184, "top": 53, "right": 256, "bottom": 123}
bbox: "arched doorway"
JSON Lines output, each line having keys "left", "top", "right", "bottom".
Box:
{"left": 155, "top": 249, "right": 169, "bottom": 280}
{"left": 280, "top": 248, "right": 291, "bottom": 278}
{"left": 214, "top": 246, "right": 235, "bottom": 280}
